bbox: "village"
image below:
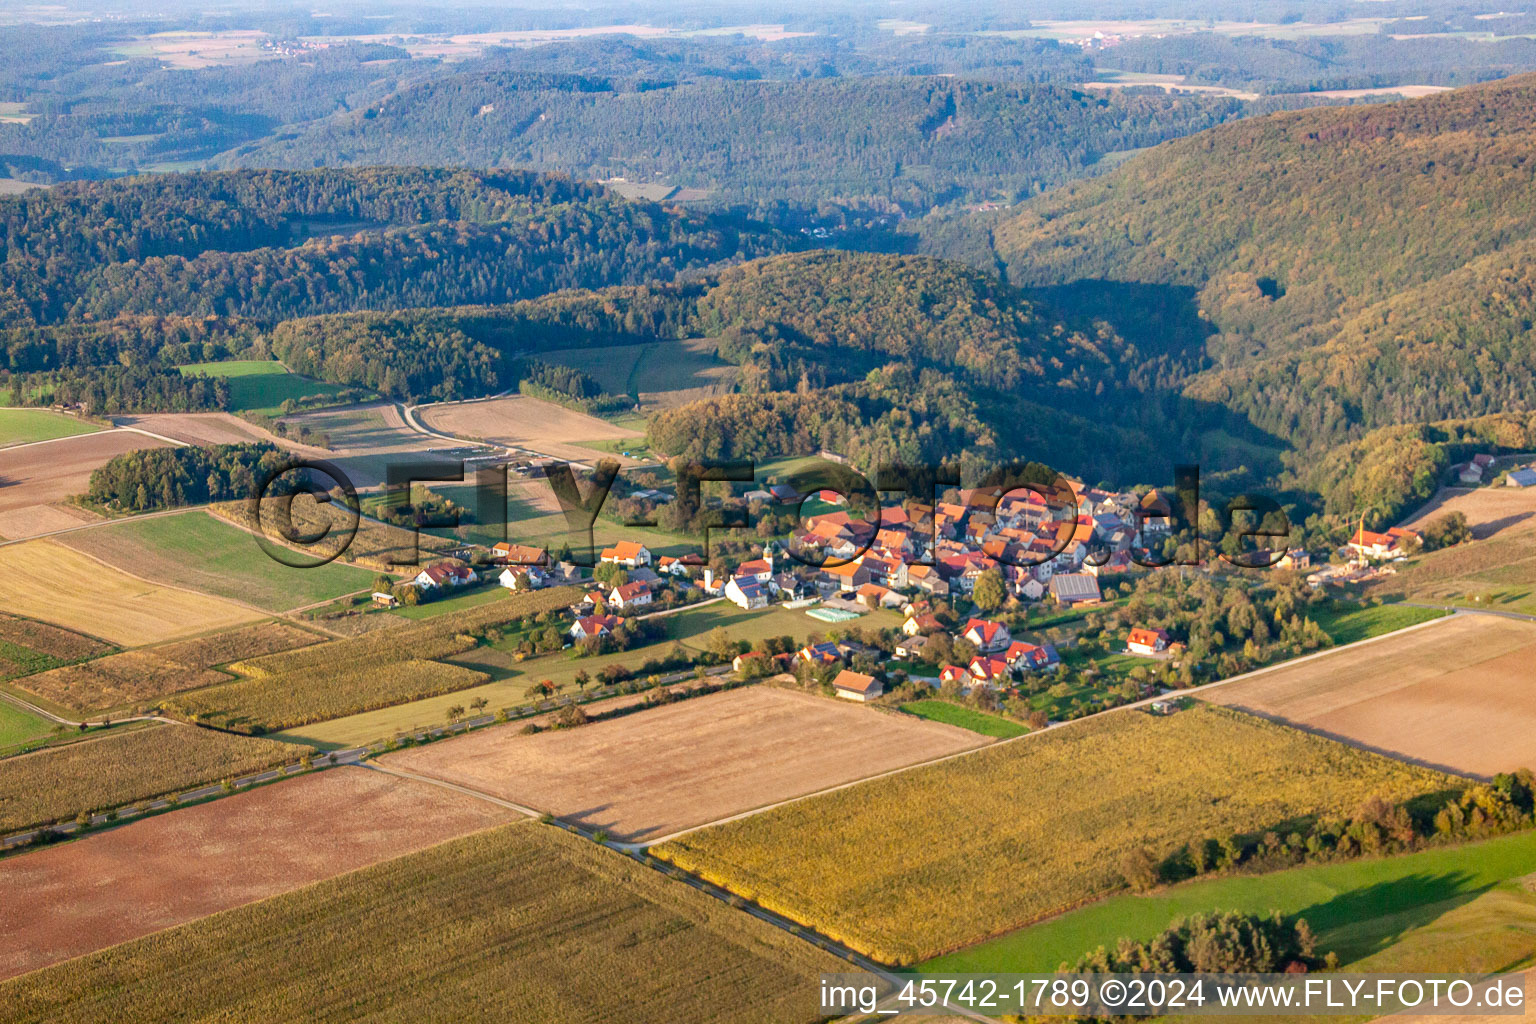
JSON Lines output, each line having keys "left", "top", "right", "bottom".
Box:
{"left": 353, "top": 467, "right": 1436, "bottom": 728}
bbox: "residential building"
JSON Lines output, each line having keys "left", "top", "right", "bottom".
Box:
{"left": 725, "top": 575, "right": 769, "bottom": 610}
{"left": 490, "top": 542, "right": 548, "bottom": 565}
{"left": 414, "top": 562, "right": 476, "bottom": 590}
{"left": 609, "top": 581, "right": 653, "bottom": 610}
{"left": 569, "top": 614, "right": 620, "bottom": 641}
{"left": 497, "top": 566, "right": 548, "bottom": 591}
{"left": 961, "top": 618, "right": 1012, "bottom": 654}
{"left": 1127, "top": 627, "right": 1171, "bottom": 656}
{"left": 821, "top": 560, "right": 871, "bottom": 592}
{"left": 902, "top": 613, "right": 944, "bottom": 636}
{"left": 599, "top": 541, "right": 652, "bottom": 568}
{"left": 797, "top": 641, "right": 842, "bottom": 665}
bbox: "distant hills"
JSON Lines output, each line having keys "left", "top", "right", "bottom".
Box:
{"left": 0, "top": 168, "right": 791, "bottom": 326}
{"left": 992, "top": 73, "right": 1536, "bottom": 458}
{"left": 218, "top": 76, "right": 1251, "bottom": 212}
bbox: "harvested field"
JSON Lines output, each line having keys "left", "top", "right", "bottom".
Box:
{"left": 0, "top": 724, "right": 298, "bottom": 833}
{"left": 383, "top": 686, "right": 992, "bottom": 842}
{"left": 1403, "top": 485, "right": 1536, "bottom": 539}
{"left": 0, "top": 821, "right": 839, "bottom": 1024}
{"left": 419, "top": 394, "right": 636, "bottom": 466}
{"left": 14, "top": 621, "right": 320, "bottom": 713}
{"left": 0, "top": 503, "right": 100, "bottom": 540}
{"left": 0, "top": 767, "right": 518, "bottom": 981}
{"left": 280, "top": 402, "right": 450, "bottom": 489}
{"left": 1369, "top": 518, "right": 1536, "bottom": 617}
{"left": 110, "top": 412, "right": 319, "bottom": 454}
{"left": 0, "top": 430, "right": 168, "bottom": 525}
{"left": 0, "top": 541, "right": 262, "bottom": 646}
{"left": 58, "top": 510, "right": 377, "bottom": 612}
{"left": 654, "top": 705, "right": 1454, "bottom": 964}
{"left": 1208, "top": 614, "right": 1536, "bottom": 778}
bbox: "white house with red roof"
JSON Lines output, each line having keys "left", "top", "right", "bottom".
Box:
{"left": 1346, "top": 526, "right": 1420, "bottom": 561}
{"left": 961, "top": 618, "right": 1012, "bottom": 654}
{"left": 414, "top": 561, "right": 476, "bottom": 590}
{"left": 1127, "top": 627, "right": 1171, "bottom": 656}
{"left": 968, "top": 655, "right": 1010, "bottom": 687}
{"left": 599, "top": 541, "right": 652, "bottom": 568}
{"left": 568, "top": 613, "right": 621, "bottom": 641}
{"left": 609, "top": 581, "right": 653, "bottom": 610}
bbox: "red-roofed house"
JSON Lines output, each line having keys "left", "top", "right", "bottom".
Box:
{"left": 968, "top": 656, "right": 1010, "bottom": 686}
{"left": 610, "top": 581, "right": 654, "bottom": 610}
{"left": 569, "top": 614, "right": 621, "bottom": 641}
{"left": 961, "top": 618, "right": 1012, "bottom": 654}
{"left": 490, "top": 542, "right": 548, "bottom": 565}
{"left": 414, "top": 562, "right": 476, "bottom": 590}
{"left": 599, "top": 541, "right": 652, "bottom": 568}
{"left": 1127, "top": 627, "right": 1171, "bottom": 656}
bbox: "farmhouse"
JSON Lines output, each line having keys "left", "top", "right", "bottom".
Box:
{"left": 491, "top": 542, "right": 548, "bottom": 565}
{"left": 1347, "top": 526, "right": 1420, "bottom": 561}
{"left": 414, "top": 562, "right": 476, "bottom": 590}
{"left": 832, "top": 669, "right": 883, "bottom": 702}
{"left": 1127, "top": 627, "right": 1171, "bottom": 656}
{"left": 1049, "top": 573, "right": 1102, "bottom": 607}
{"left": 1509, "top": 468, "right": 1536, "bottom": 488}
{"left": 609, "top": 581, "right": 653, "bottom": 610}
{"left": 599, "top": 541, "right": 652, "bottom": 568}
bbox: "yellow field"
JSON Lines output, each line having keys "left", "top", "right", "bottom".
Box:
{"left": 0, "top": 541, "right": 261, "bottom": 646}
{"left": 656, "top": 705, "right": 1454, "bottom": 964}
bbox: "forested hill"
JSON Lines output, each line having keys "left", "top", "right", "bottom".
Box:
{"left": 990, "top": 73, "right": 1536, "bottom": 454}
{"left": 218, "top": 76, "right": 1250, "bottom": 213}
{"left": 0, "top": 168, "right": 791, "bottom": 325}
{"left": 257, "top": 251, "right": 1168, "bottom": 479}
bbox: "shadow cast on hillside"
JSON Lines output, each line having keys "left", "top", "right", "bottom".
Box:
{"left": 1299, "top": 871, "right": 1487, "bottom": 962}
